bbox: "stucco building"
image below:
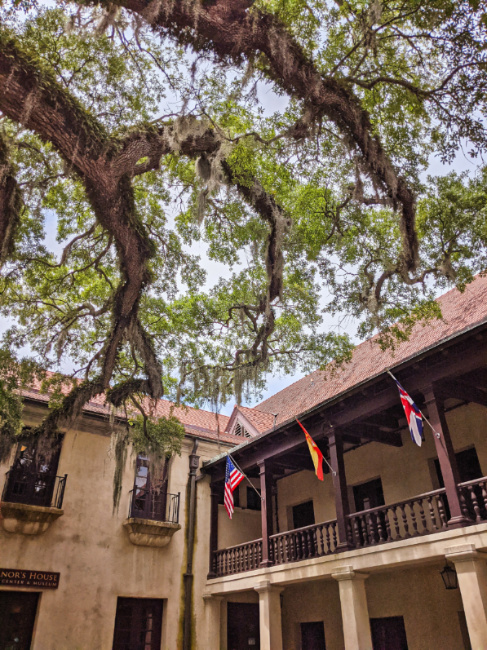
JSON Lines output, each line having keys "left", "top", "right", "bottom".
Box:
{"left": 1, "top": 275, "right": 487, "bottom": 650}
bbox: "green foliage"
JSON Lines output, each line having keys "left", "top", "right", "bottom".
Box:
{"left": 129, "top": 415, "right": 185, "bottom": 460}
{"left": 0, "top": 0, "right": 486, "bottom": 426}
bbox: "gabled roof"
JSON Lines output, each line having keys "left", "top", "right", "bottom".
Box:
{"left": 254, "top": 274, "right": 487, "bottom": 430}
{"left": 224, "top": 405, "right": 276, "bottom": 436}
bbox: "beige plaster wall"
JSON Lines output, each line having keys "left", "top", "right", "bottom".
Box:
{"left": 0, "top": 403, "right": 232, "bottom": 650}
{"left": 281, "top": 580, "right": 343, "bottom": 650}
{"left": 277, "top": 564, "right": 468, "bottom": 650}
{"left": 366, "top": 565, "right": 466, "bottom": 650}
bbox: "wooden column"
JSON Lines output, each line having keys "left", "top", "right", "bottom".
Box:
{"left": 424, "top": 388, "right": 471, "bottom": 528}
{"left": 328, "top": 429, "right": 353, "bottom": 550}
{"left": 207, "top": 483, "right": 219, "bottom": 578}
{"left": 259, "top": 460, "right": 274, "bottom": 567}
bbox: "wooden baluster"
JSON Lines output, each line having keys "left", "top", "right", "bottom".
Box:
{"left": 427, "top": 496, "right": 438, "bottom": 530}
{"left": 391, "top": 506, "right": 400, "bottom": 539}
{"left": 352, "top": 515, "right": 361, "bottom": 547}
{"left": 283, "top": 533, "right": 289, "bottom": 563}
{"left": 481, "top": 482, "right": 487, "bottom": 519}
{"left": 358, "top": 515, "right": 368, "bottom": 546}
{"left": 346, "top": 519, "right": 354, "bottom": 548}
{"left": 366, "top": 512, "right": 376, "bottom": 545}
{"left": 299, "top": 531, "right": 305, "bottom": 560}
{"left": 400, "top": 503, "right": 410, "bottom": 538}
{"left": 418, "top": 498, "right": 428, "bottom": 533}
{"left": 333, "top": 522, "right": 338, "bottom": 550}
{"left": 324, "top": 524, "right": 331, "bottom": 554}
{"left": 384, "top": 508, "right": 392, "bottom": 542}
{"left": 437, "top": 495, "right": 448, "bottom": 528}
{"left": 459, "top": 487, "right": 470, "bottom": 519}
{"left": 409, "top": 502, "right": 419, "bottom": 536}
{"left": 376, "top": 510, "right": 386, "bottom": 542}
{"left": 318, "top": 524, "right": 325, "bottom": 556}
{"left": 469, "top": 486, "right": 482, "bottom": 522}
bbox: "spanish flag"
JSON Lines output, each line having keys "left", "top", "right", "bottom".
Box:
{"left": 296, "top": 419, "right": 324, "bottom": 481}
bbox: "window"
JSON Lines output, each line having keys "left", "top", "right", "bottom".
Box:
{"left": 112, "top": 597, "right": 163, "bottom": 650}
{"left": 130, "top": 455, "right": 169, "bottom": 521}
{"left": 246, "top": 486, "right": 261, "bottom": 511}
{"left": 4, "top": 435, "right": 63, "bottom": 507}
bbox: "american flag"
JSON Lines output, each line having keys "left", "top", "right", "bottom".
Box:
{"left": 394, "top": 378, "right": 423, "bottom": 446}
{"left": 224, "top": 456, "right": 245, "bottom": 519}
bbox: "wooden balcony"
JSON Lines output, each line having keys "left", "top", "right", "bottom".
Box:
{"left": 210, "top": 476, "right": 487, "bottom": 578}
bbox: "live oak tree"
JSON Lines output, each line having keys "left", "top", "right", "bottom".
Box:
{"left": 0, "top": 0, "right": 486, "bottom": 466}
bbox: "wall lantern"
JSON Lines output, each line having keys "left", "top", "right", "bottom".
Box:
{"left": 440, "top": 563, "right": 458, "bottom": 590}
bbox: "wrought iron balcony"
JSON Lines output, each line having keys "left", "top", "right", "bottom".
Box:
{"left": 128, "top": 486, "right": 180, "bottom": 524}
{"left": 2, "top": 467, "right": 67, "bottom": 509}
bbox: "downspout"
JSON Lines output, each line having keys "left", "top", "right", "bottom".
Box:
{"left": 183, "top": 439, "right": 200, "bottom": 650}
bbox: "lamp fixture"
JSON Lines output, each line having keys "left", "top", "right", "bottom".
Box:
{"left": 440, "top": 563, "right": 458, "bottom": 590}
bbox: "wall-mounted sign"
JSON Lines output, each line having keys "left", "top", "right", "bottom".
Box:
{"left": 0, "top": 568, "right": 60, "bottom": 589}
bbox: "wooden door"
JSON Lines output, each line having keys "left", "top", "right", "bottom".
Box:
{"left": 370, "top": 616, "right": 408, "bottom": 650}
{"left": 0, "top": 591, "right": 39, "bottom": 650}
{"left": 293, "top": 501, "right": 315, "bottom": 529}
{"left": 112, "top": 597, "right": 163, "bottom": 650}
{"left": 301, "top": 621, "right": 326, "bottom": 650}
{"left": 227, "top": 602, "right": 260, "bottom": 650}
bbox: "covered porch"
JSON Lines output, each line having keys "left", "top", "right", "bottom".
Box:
{"left": 203, "top": 325, "right": 487, "bottom": 648}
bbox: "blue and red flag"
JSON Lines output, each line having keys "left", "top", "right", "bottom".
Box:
{"left": 393, "top": 378, "right": 423, "bottom": 446}
{"left": 224, "top": 456, "right": 245, "bottom": 519}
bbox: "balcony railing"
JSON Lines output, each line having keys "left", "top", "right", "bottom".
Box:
{"left": 128, "top": 487, "right": 180, "bottom": 524}
{"left": 211, "top": 477, "right": 487, "bottom": 578}
{"left": 347, "top": 488, "right": 448, "bottom": 548}
{"left": 213, "top": 539, "right": 262, "bottom": 577}
{"left": 271, "top": 519, "right": 339, "bottom": 564}
{"left": 2, "top": 468, "right": 67, "bottom": 509}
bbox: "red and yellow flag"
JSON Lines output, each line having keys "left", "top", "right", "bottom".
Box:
{"left": 296, "top": 419, "right": 324, "bottom": 481}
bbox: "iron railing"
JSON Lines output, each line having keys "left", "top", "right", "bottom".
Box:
{"left": 128, "top": 487, "right": 180, "bottom": 524}
{"left": 2, "top": 468, "right": 67, "bottom": 509}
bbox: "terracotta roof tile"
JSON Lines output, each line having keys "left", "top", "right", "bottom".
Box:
{"left": 234, "top": 405, "right": 276, "bottom": 433}
{"left": 21, "top": 380, "right": 232, "bottom": 443}
{"left": 256, "top": 275, "right": 487, "bottom": 428}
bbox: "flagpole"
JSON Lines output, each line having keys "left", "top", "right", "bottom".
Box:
{"left": 386, "top": 369, "right": 441, "bottom": 439}
{"left": 228, "top": 453, "right": 262, "bottom": 500}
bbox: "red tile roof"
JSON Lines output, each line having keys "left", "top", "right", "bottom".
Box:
{"left": 224, "top": 404, "right": 276, "bottom": 435}
{"left": 21, "top": 380, "right": 233, "bottom": 444}
{"left": 255, "top": 274, "right": 487, "bottom": 429}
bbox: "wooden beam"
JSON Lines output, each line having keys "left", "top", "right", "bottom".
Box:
{"left": 434, "top": 379, "right": 487, "bottom": 407}
{"left": 342, "top": 425, "right": 403, "bottom": 447}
